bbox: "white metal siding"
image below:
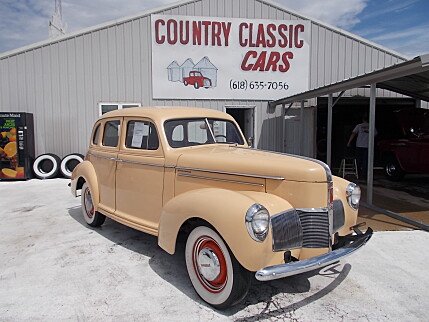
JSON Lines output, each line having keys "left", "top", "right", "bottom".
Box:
{"left": 0, "top": 0, "right": 407, "bottom": 157}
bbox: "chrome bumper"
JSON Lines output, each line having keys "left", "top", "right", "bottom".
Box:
{"left": 255, "top": 227, "right": 373, "bottom": 281}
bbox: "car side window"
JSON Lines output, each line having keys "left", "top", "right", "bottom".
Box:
{"left": 92, "top": 124, "right": 101, "bottom": 145}
{"left": 125, "top": 120, "right": 159, "bottom": 150}
{"left": 102, "top": 120, "right": 120, "bottom": 147}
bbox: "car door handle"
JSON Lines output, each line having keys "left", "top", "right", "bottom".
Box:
{"left": 117, "top": 159, "right": 124, "bottom": 162}
{"left": 109, "top": 157, "right": 117, "bottom": 161}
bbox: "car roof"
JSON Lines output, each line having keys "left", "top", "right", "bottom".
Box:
{"left": 100, "top": 107, "right": 235, "bottom": 123}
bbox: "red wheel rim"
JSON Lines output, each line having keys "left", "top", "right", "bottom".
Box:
{"left": 192, "top": 236, "right": 228, "bottom": 293}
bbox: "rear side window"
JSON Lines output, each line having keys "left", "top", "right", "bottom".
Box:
{"left": 125, "top": 121, "right": 159, "bottom": 150}
{"left": 92, "top": 124, "right": 100, "bottom": 145}
{"left": 102, "top": 120, "right": 120, "bottom": 147}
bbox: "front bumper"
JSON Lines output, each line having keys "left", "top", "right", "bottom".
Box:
{"left": 255, "top": 227, "right": 373, "bottom": 281}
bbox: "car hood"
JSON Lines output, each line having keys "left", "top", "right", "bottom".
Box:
{"left": 175, "top": 145, "right": 329, "bottom": 183}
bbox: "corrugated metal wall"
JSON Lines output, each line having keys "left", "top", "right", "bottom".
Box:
{"left": 0, "top": 0, "right": 406, "bottom": 157}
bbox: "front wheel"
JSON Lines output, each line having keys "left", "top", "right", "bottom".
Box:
{"left": 81, "top": 183, "right": 106, "bottom": 227}
{"left": 185, "top": 226, "right": 251, "bottom": 309}
{"left": 384, "top": 157, "right": 405, "bottom": 181}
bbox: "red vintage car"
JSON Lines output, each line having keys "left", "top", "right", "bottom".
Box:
{"left": 183, "top": 71, "right": 212, "bottom": 89}
{"left": 378, "top": 108, "right": 429, "bottom": 180}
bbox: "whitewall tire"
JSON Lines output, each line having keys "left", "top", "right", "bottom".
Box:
{"left": 81, "top": 183, "right": 106, "bottom": 227}
{"left": 32, "top": 153, "right": 61, "bottom": 179}
{"left": 185, "top": 226, "right": 251, "bottom": 309}
{"left": 60, "top": 153, "right": 84, "bottom": 178}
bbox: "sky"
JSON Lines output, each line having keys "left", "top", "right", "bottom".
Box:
{"left": 0, "top": 0, "right": 428, "bottom": 58}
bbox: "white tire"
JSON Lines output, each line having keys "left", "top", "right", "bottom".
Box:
{"left": 81, "top": 183, "right": 105, "bottom": 227}
{"left": 32, "top": 154, "right": 60, "bottom": 179}
{"left": 60, "top": 153, "right": 84, "bottom": 178}
{"left": 185, "top": 226, "right": 250, "bottom": 309}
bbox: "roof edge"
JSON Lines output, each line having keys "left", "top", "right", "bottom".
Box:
{"left": 0, "top": 0, "right": 196, "bottom": 59}
{"left": 1, "top": 0, "right": 407, "bottom": 61}
{"left": 269, "top": 54, "right": 429, "bottom": 106}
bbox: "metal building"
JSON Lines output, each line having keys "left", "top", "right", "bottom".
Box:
{"left": 0, "top": 0, "right": 408, "bottom": 159}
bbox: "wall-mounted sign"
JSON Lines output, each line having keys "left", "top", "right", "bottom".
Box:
{"left": 151, "top": 15, "right": 311, "bottom": 100}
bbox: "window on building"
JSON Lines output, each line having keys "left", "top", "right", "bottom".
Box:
{"left": 98, "top": 102, "right": 141, "bottom": 116}
{"left": 102, "top": 120, "right": 120, "bottom": 147}
{"left": 125, "top": 120, "right": 159, "bottom": 150}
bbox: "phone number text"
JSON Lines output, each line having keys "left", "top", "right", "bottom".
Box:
{"left": 229, "top": 80, "right": 290, "bottom": 91}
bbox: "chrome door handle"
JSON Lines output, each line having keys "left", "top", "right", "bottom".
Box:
{"left": 117, "top": 159, "right": 124, "bottom": 162}
{"left": 109, "top": 157, "right": 116, "bottom": 161}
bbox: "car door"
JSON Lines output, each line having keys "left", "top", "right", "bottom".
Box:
{"left": 90, "top": 118, "right": 121, "bottom": 214}
{"left": 416, "top": 137, "right": 429, "bottom": 173}
{"left": 115, "top": 117, "right": 165, "bottom": 234}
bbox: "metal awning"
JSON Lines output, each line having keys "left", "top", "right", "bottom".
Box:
{"left": 270, "top": 53, "right": 429, "bottom": 231}
{"left": 270, "top": 53, "right": 429, "bottom": 107}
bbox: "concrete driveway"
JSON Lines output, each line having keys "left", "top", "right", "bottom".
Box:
{"left": 1, "top": 179, "right": 428, "bottom": 321}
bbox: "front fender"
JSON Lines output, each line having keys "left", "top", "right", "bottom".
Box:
{"left": 70, "top": 161, "right": 100, "bottom": 209}
{"left": 158, "top": 188, "right": 295, "bottom": 271}
{"left": 333, "top": 176, "right": 359, "bottom": 236}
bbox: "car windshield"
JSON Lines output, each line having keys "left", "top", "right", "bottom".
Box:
{"left": 164, "top": 118, "right": 245, "bottom": 148}
{"left": 395, "top": 109, "right": 429, "bottom": 137}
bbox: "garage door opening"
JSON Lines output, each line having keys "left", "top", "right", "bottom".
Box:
{"left": 316, "top": 97, "right": 417, "bottom": 169}
{"left": 225, "top": 106, "right": 256, "bottom": 147}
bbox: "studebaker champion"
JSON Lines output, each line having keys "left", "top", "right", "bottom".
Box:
{"left": 71, "top": 107, "right": 372, "bottom": 308}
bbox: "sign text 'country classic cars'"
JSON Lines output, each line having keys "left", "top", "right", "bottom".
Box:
{"left": 151, "top": 15, "right": 310, "bottom": 100}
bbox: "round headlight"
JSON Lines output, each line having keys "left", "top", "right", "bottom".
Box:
{"left": 245, "top": 204, "right": 269, "bottom": 242}
{"left": 346, "top": 183, "right": 361, "bottom": 210}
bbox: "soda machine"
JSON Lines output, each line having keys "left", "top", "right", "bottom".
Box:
{"left": 0, "top": 112, "right": 35, "bottom": 180}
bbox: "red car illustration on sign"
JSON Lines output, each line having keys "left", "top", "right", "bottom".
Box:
{"left": 183, "top": 71, "right": 212, "bottom": 89}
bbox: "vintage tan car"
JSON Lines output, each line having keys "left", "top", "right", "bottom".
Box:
{"left": 70, "top": 107, "right": 372, "bottom": 308}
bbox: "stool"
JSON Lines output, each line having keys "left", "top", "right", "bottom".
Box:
{"left": 338, "top": 158, "right": 358, "bottom": 179}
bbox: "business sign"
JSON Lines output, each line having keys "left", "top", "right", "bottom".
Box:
{"left": 151, "top": 15, "right": 310, "bottom": 100}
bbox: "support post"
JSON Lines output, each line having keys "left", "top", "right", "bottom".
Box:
{"left": 281, "top": 103, "right": 286, "bottom": 153}
{"left": 327, "top": 94, "right": 333, "bottom": 168}
{"left": 300, "top": 100, "right": 305, "bottom": 156}
{"left": 367, "top": 84, "right": 376, "bottom": 204}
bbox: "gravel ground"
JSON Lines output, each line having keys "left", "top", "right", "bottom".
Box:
{"left": 1, "top": 179, "right": 428, "bottom": 321}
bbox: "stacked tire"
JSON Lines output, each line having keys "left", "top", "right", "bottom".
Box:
{"left": 33, "top": 153, "right": 84, "bottom": 179}
{"left": 59, "top": 154, "right": 84, "bottom": 178}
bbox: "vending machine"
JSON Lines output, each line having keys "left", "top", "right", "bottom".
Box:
{"left": 0, "top": 112, "right": 35, "bottom": 180}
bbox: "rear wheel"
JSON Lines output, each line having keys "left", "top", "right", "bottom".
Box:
{"left": 81, "top": 183, "right": 106, "bottom": 227}
{"left": 185, "top": 226, "right": 251, "bottom": 309}
{"left": 384, "top": 157, "right": 405, "bottom": 181}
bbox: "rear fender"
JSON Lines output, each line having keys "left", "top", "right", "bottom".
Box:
{"left": 158, "top": 188, "right": 295, "bottom": 271}
{"left": 70, "top": 161, "right": 100, "bottom": 208}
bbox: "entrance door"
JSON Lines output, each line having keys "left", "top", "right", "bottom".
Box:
{"left": 226, "top": 107, "right": 255, "bottom": 147}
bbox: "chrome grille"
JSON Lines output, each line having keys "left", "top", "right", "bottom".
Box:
{"left": 298, "top": 211, "right": 330, "bottom": 248}
{"left": 271, "top": 210, "right": 303, "bottom": 251}
{"left": 333, "top": 200, "right": 345, "bottom": 232}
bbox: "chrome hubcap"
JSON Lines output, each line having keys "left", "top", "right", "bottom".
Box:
{"left": 192, "top": 236, "right": 227, "bottom": 293}
{"left": 84, "top": 188, "right": 94, "bottom": 218}
{"left": 386, "top": 163, "right": 396, "bottom": 175}
{"left": 197, "top": 248, "right": 221, "bottom": 281}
